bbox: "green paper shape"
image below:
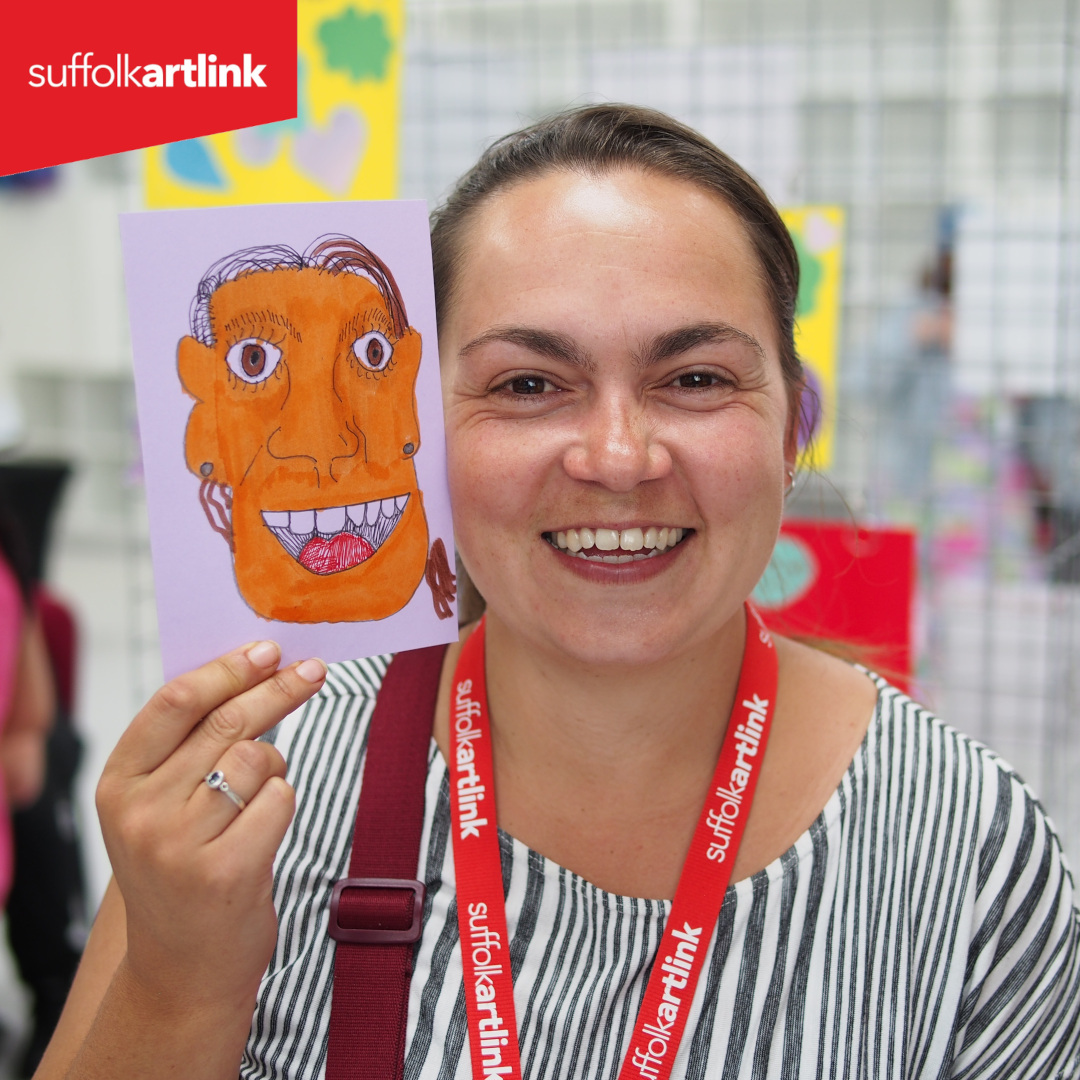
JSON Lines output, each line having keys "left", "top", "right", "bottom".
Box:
{"left": 317, "top": 7, "right": 394, "bottom": 82}
{"left": 751, "top": 535, "right": 817, "bottom": 609}
{"left": 792, "top": 230, "right": 824, "bottom": 318}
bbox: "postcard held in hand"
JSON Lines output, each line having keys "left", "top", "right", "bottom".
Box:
{"left": 121, "top": 202, "right": 457, "bottom": 679}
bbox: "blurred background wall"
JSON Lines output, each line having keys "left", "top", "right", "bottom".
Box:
{"left": 0, "top": 0, "right": 1077, "bottom": 913}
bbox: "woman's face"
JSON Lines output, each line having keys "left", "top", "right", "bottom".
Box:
{"left": 441, "top": 168, "right": 794, "bottom": 667}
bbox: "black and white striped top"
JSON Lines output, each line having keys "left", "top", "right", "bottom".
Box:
{"left": 242, "top": 655, "right": 1080, "bottom": 1079}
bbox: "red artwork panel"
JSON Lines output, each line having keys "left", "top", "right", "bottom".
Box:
{"left": 754, "top": 520, "right": 916, "bottom": 692}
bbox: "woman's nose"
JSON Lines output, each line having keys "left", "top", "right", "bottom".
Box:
{"left": 561, "top": 396, "right": 672, "bottom": 491}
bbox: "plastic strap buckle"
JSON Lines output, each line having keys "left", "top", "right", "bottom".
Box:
{"left": 328, "top": 878, "right": 426, "bottom": 944}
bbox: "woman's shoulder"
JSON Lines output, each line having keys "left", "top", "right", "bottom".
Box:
{"left": 775, "top": 632, "right": 1075, "bottom": 912}
{"left": 856, "top": 674, "right": 1078, "bottom": 933}
{"left": 862, "top": 672, "right": 1069, "bottom": 850}
{"left": 863, "top": 679, "right": 1080, "bottom": 1073}
{"left": 777, "top": 635, "right": 1068, "bottom": 871}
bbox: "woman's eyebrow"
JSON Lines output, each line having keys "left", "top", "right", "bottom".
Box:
{"left": 635, "top": 322, "right": 766, "bottom": 368}
{"left": 459, "top": 326, "right": 596, "bottom": 372}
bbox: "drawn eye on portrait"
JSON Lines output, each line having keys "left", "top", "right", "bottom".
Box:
{"left": 176, "top": 234, "right": 456, "bottom": 624}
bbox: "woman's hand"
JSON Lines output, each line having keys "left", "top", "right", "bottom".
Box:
{"left": 95, "top": 640, "right": 326, "bottom": 1017}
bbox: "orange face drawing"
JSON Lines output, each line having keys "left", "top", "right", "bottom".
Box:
{"left": 177, "top": 235, "right": 432, "bottom": 623}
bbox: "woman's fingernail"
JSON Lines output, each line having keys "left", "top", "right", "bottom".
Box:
{"left": 247, "top": 641, "right": 280, "bottom": 668}
{"left": 295, "top": 658, "right": 327, "bottom": 683}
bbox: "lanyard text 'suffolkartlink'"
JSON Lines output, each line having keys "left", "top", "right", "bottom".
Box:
{"left": 448, "top": 604, "right": 779, "bottom": 1080}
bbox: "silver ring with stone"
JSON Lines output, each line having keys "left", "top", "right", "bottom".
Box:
{"left": 204, "top": 769, "right": 246, "bottom": 811}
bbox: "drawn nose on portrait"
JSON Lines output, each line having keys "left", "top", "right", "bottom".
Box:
{"left": 340, "top": 326, "right": 424, "bottom": 466}
{"left": 265, "top": 383, "right": 363, "bottom": 475}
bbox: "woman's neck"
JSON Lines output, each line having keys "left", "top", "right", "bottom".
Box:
{"left": 484, "top": 608, "right": 745, "bottom": 785}
{"left": 432, "top": 608, "right": 747, "bottom": 898}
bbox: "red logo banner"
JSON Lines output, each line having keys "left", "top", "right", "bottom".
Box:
{"left": 3, "top": 0, "right": 297, "bottom": 176}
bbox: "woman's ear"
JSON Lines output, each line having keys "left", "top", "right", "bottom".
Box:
{"left": 784, "top": 388, "right": 803, "bottom": 468}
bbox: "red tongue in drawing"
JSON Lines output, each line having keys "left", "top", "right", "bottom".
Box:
{"left": 299, "top": 533, "right": 374, "bottom": 575}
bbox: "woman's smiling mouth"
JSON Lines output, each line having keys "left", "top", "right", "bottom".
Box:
{"left": 542, "top": 525, "right": 690, "bottom": 563}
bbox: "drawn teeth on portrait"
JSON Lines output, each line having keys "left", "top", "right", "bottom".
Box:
{"left": 290, "top": 510, "right": 315, "bottom": 534}
{"left": 315, "top": 506, "right": 347, "bottom": 533}
{"left": 260, "top": 494, "right": 409, "bottom": 566}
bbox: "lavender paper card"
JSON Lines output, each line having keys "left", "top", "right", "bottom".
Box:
{"left": 121, "top": 201, "right": 457, "bottom": 680}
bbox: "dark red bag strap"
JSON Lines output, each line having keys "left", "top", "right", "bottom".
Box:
{"left": 326, "top": 644, "right": 448, "bottom": 1080}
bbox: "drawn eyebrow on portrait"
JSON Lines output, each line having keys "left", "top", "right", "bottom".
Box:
{"left": 221, "top": 310, "right": 302, "bottom": 343}
{"left": 176, "top": 233, "right": 456, "bottom": 625}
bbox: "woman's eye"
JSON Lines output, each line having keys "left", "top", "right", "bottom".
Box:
{"left": 672, "top": 371, "right": 726, "bottom": 390}
{"left": 225, "top": 338, "right": 282, "bottom": 383}
{"left": 506, "top": 376, "right": 552, "bottom": 395}
{"left": 352, "top": 330, "right": 393, "bottom": 372}
{"left": 669, "top": 371, "right": 738, "bottom": 393}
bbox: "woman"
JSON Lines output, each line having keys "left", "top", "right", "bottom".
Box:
{"left": 37, "top": 106, "right": 1080, "bottom": 1079}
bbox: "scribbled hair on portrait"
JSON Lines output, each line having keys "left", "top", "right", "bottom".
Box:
{"left": 189, "top": 236, "right": 409, "bottom": 345}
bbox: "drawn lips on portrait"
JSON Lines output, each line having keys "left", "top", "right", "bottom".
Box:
{"left": 179, "top": 234, "right": 456, "bottom": 624}
{"left": 260, "top": 494, "right": 410, "bottom": 574}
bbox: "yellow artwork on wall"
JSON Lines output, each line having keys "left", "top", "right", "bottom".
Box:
{"left": 144, "top": 0, "right": 401, "bottom": 207}
{"left": 780, "top": 206, "right": 844, "bottom": 471}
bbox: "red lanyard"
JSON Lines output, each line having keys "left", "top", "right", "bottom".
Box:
{"left": 448, "top": 603, "right": 778, "bottom": 1080}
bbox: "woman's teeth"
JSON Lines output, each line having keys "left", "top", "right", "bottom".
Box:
{"left": 546, "top": 526, "right": 687, "bottom": 562}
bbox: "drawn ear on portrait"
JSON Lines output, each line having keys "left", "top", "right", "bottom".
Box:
{"left": 394, "top": 327, "right": 423, "bottom": 459}
{"left": 178, "top": 334, "right": 234, "bottom": 551}
{"left": 426, "top": 537, "right": 457, "bottom": 620}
